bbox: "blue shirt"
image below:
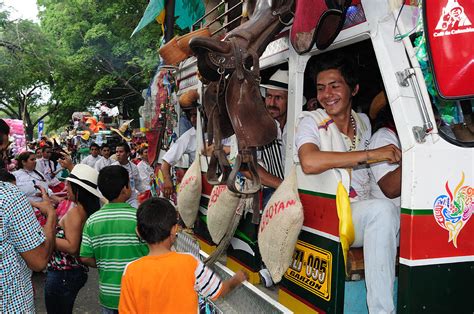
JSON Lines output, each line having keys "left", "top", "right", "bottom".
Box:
{"left": 0, "top": 182, "right": 45, "bottom": 313}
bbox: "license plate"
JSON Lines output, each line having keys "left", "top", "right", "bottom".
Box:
{"left": 284, "top": 240, "right": 332, "bottom": 301}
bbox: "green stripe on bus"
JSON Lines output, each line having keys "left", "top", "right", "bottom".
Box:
{"left": 401, "top": 208, "right": 433, "bottom": 215}
{"left": 298, "top": 189, "right": 336, "bottom": 199}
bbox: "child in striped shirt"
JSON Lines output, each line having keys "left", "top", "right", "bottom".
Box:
{"left": 119, "top": 197, "right": 247, "bottom": 314}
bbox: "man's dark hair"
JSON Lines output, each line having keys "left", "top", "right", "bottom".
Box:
{"left": 137, "top": 197, "right": 177, "bottom": 244}
{"left": 313, "top": 53, "right": 359, "bottom": 92}
{"left": 98, "top": 165, "right": 129, "bottom": 201}
{"left": 90, "top": 142, "right": 100, "bottom": 150}
{"left": 116, "top": 142, "right": 130, "bottom": 153}
{"left": 41, "top": 146, "right": 52, "bottom": 153}
{"left": 100, "top": 143, "right": 110, "bottom": 150}
{"left": 0, "top": 169, "right": 16, "bottom": 183}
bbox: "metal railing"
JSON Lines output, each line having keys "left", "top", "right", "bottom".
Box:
{"left": 193, "top": 0, "right": 244, "bottom": 36}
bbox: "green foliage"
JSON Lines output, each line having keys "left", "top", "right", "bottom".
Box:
{"left": 37, "top": 0, "right": 163, "bottom": 129}
{"left": 0, "top": 2, "right": 61, "bottom": 139}
{"left": 1, "top": 0, "right": 167, "bottom": 135}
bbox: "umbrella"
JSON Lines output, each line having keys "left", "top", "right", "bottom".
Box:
{"left": 132, "top": 0, "right": 205, "bottom": 36}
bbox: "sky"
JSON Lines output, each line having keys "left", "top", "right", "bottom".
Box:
{"left": 3, "top": 0, "right": 39, "bottom": 21}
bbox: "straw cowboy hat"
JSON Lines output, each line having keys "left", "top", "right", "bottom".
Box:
{"left": 260, "top": 69, "right": 289, "bottom": 91}
{"left": 66, "top": 164, "right": 102, "bottom": 199}
{"left": 80, "top": 130, "right": 91, "bottom": 141}
{"left": 179, "top": 89, "right": 200, "bottom": 109}
{"left": 369, "top": 91, "right": 387, "bottom": 120}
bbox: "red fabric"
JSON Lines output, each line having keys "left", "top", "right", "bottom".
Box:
{"left": 290, "top": 0, "right": 326, "bottom": 43}
{"left": 56, "top": 200, "right": 74, "bottom": 219}
{"left": 50, "top": 182, "right": 65, "bottom": 193}
{"left": 138, "top": 190, "right": 152, "bottom": 205}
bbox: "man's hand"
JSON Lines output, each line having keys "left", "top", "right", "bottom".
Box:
{"left": 203, "top": 143, "right": 215, "bottom": 156}
{"left": 163, "top": 177, "right": 174, "bottom": 199}
{"left": 30, "top": 186, "right": 56, "bottom": 217}
{"left": 368, "top": 144, "right": 401, "bottom": 164}
{"left": 58, "top": 152, "right": 74, "bottom": 171}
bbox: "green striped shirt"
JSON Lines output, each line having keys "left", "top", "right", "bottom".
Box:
{"left": 80, "top": 202, "right": 148, "bottom": 309}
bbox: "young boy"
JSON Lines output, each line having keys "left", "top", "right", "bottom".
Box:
{"left": 80, "top": 166, "right": 148, "bottom": 313}
{"left": 94, "top": 143, "right": 113, "bottom": 172}
{"left": 119, "top": 197, "right": 248, "bottom": 313}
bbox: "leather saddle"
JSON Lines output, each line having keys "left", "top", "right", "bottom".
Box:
{"left": 192, "top": 0, "right": 294, "bottom": 195}
{"left": 189, "top": 0, "right": 294, "bottom": 194}
{"left": 190, "top": 0, "right": 294, "bottom": 82}
{"left": 203, "top": 80, "right": 233, "bottom": 185}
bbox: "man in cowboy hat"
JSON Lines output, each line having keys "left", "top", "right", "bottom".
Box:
{"left": 0, "top": 119, "right": 57, "bottom": 313}
{"left": 258, "top": 68, "right": 290, "bottom": 202}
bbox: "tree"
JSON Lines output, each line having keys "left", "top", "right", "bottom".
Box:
{"left": 0, "top": 4, "right": 62, "bottom": 140}
{"left": 37, "top": 0, "right": 164, "bottom": 130}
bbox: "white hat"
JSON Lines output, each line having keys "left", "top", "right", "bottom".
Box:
{"left": 260, "top": 69, "right": 289, "bottom": 91}
{"left": 66, "top": 164, "right": 102, "bottom": 199}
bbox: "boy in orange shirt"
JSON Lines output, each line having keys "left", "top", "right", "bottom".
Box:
{"left": 119, "top": 197, "right": 248, "bottom": 313}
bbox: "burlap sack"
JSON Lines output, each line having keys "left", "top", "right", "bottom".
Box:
{"left": 258, "top": 167, "right": 304, "bottom": 283}
{"left": 207, "top": 185, "right": 240, "bottom": 244}
{"left": 177, "top": 156, "right": 202, "bottom": 227}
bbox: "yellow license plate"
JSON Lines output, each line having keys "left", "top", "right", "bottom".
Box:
{"left": 284, "top": 240, "right": 332, "bottom": 301}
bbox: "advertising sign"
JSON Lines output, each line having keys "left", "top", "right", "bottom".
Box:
{"left": 424, "top": 0, "right": 474, "bottom": 99}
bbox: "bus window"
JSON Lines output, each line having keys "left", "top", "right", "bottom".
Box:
{"left": 304, "top": 39, "right": 385, "bottom": 126}
{"left": 410, "top": 33, "right": 474, "bottom": 147}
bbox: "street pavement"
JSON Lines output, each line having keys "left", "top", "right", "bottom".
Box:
{"left": 33, "top": 269, "right": 101, "bottom": 313}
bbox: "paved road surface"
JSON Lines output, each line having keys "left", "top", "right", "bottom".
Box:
{"left": 33, "top": 269, "right": 101, "bottom": 313}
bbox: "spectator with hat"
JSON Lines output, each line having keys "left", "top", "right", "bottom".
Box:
{"left": 43, "top": 164, "right": 102, "bottom": 314}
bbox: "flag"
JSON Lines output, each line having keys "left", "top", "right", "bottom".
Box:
{"left": 132, "top": 0, "right": 205, "bottom": 36}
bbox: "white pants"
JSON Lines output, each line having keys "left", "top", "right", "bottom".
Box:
{"left": 351, "top": 198, "right": 400, "bottom": 314}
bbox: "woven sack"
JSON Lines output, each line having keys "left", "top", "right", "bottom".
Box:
{"left": 258, "top": 167, "right": 304, "bottom": 283}
{"left": 177, "top": 156, "right": 202, "bottom": 227}
{"left": 207, "top": 185, "right": 240, "bottom": 244}
{"left": 158, "top": 36, "right": 188, "bottom": 65}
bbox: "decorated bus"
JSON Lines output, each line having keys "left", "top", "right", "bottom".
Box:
{"left": 156, "top": 0, "right": 473, "bottom": 312}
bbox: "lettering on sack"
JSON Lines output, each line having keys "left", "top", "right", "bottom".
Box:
{"left": 259, "top": 199, "right": 297, "bottom": 233}
{"left": 433, "top": 0, "right": 473, "bottom": 37}
{"left": 209, "top": 185, "right": 227, "bottom": 205}
{"left": 180, "top": 175, "right": 196, "bottom": 191}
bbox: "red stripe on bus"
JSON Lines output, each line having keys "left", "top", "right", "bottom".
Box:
{"left": 400, "top": 214, "right": 474, "bottom": 260}
{"left": 299, "top": 193, "right": 339, "bottom": 237}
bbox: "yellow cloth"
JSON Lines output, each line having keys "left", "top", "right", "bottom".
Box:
{"left": 156, "top": 10, "right": 166, "bottom": 35}
{"left": 336, "top": 181, "right": 355, "bottom": 276}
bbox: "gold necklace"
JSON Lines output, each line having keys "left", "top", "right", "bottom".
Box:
{"left": 349, "top": 114, "right": 357, "bottom": 151}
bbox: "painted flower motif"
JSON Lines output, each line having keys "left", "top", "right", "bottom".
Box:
{"left": 433, "top": 172, "right": 473, "bottom": 248}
